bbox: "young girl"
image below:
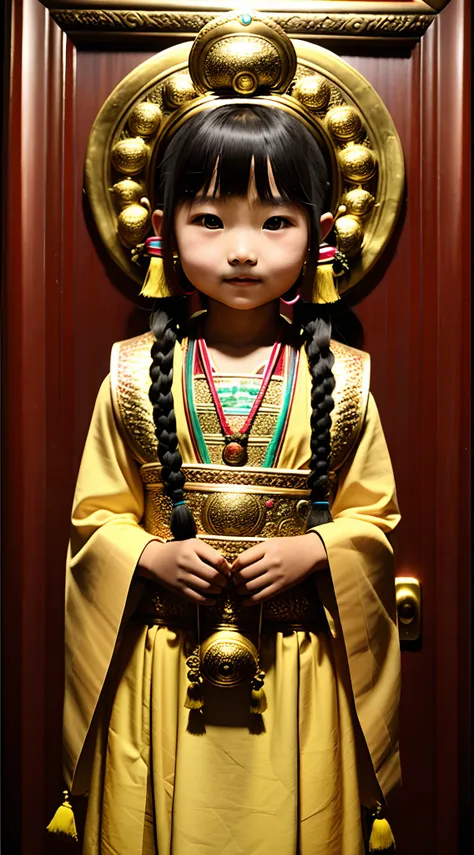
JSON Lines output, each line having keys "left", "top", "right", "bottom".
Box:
{"left": 61, "top": 101, "right": 400, "bottom": 854}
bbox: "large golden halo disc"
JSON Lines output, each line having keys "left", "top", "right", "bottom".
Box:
{"left": 85, "top": 25, "right": 404, "bottom": 296}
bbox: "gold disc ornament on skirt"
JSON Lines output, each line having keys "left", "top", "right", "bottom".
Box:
{"left": 85, "top": 9, "right": 405, "bottom": 298}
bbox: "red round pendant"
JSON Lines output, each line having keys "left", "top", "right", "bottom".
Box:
{"left": 223, "top": 442, "right": 248, "bottom": 466}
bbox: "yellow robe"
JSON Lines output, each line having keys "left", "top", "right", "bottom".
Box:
{"left": 64, "top": 337, "right": 401, "bottom": 854}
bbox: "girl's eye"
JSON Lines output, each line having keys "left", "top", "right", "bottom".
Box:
{"left": 193, "top": 214, "right": 223, "bottom": 230}
{"left": 263, "top": 216, "right": 291, "bottom": 231}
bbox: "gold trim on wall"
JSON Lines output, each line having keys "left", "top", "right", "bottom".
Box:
{"left": 41, "top": 2, "right": 452, "bottom": 43}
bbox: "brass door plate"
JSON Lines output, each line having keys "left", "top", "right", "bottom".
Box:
{"left": 395, "top": 577, "right": 421, "bottom": 642}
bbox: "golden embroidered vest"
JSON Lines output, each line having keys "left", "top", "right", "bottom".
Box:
{"left": 110, "top": 332, "right": 369, "bottom": 686}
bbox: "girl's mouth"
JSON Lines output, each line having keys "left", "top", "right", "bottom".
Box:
{"left": 224, "top": 276, "right": 261, "bottom": 284}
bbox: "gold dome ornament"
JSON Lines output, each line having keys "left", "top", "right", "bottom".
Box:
{"left": 85, "top": 9, "right": 405, "bottom": 299}
{"left": 188, "top": 11, "right": 296, "bottom": 96}
{"left": 200, "top": 631, "right": 259, "bottom": 687}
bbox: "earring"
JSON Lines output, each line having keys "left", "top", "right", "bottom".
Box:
{"left": 312, "top": 243, "right": 347, "bottom": 304}
{"left": 139, "top": 236, "right": 173, "bottom": 299}
{"left": 280, "top": 281, "right": 301, "bottom": 306}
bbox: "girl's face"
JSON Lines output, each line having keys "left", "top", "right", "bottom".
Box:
{"left": 154, "top": 162, "right": 333, "bottom": 311}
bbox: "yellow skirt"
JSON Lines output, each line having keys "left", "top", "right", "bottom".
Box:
{"left": 83, "top": 622, "right": 366, "bottom": 855}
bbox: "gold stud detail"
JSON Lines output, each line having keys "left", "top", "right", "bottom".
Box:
{"left": 232, "top": 70, "right": 258, "bottom": 94}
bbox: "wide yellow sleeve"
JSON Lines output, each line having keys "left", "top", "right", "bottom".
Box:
{"left": 63, "top": 375, "right": 159, "bottom": 793}
{"left": 314, "top": 393, "right": 401, "bottom": 799}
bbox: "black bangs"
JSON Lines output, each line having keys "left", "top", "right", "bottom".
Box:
{"left": 157, "top": 104, "right": 330, "bottom": 289}
{"left": 158, "top": 104, "right": 329, "bottom": 207}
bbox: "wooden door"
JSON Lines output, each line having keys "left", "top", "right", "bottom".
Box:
{"left": 1, "top": 1, "right": 470, "bottom": 852}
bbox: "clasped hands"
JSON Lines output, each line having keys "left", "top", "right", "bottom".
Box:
{"left": 138, "top": 534, "right": 328, "bottom": 606}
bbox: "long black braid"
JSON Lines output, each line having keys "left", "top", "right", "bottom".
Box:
{"left": 149, "top": 298, "right": 197, "bottom": 540}
{"left": 295, "top": 303, "right": 335, "bottom": 528}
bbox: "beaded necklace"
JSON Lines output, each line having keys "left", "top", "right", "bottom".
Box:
{"left": 196, "top": 334, "right": 283, "bottom": 466}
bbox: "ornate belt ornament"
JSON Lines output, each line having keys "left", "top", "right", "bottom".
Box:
{"left": 140, "top": 463, "right": 328, "bottom": 708}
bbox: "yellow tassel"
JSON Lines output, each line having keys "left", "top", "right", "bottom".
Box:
{"left": 250, "top": 686, "right": 268, "bottom": 714}
{"left": 368, "top": 805, "right": 396, "bottom": 852}
{"left": 139, "top": 255, "right": 172, "bottom": 299}
{"left": 313, "top": 263, "right": 341, "bottom": 304}
{"left": 184, "top": 681, "right": 204, "bottom": 710}
{"left": 46, "top": 790, "right": 78, "bottom": 841}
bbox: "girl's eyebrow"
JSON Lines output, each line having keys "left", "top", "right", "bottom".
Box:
{"left": 189, "top": 195, "right": 297, "bottom": 208}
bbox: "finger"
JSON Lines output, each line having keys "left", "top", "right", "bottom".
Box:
{"left": 192, "top": 559, "right": 229, "bottom": 587}
{"left": 242, "top": 582, "right": 281, "bottom": 606}
{"left": 235, "top": 571, "right": 272, "bottom": 596}
{"left": 184, "top": 573, "right": 224, "bottom": 595}
{"left": 194, "top": 540, "right": 231, "bottom": 575}
{"left": 181, "top": 586, "right": 216, "bottom": 606}
{"left": 233, "top": 558, "right": 267, "bottom": 585}
{"left": 231, "top": 543, "right": 266, "bottom": 572}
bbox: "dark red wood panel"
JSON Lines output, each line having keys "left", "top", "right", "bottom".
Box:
{"left": 2, "top": 1, "right": 48, "bottom": 850}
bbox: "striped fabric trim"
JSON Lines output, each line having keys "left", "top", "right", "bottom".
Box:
{"left": 262, "top": 346, "right": 299, "bottom": 468}
{"left": 183, "top": 338, "right": 211, "bottom": 464}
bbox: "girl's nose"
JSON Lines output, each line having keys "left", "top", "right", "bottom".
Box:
{"left": 228, "top": 242, "right": 257, "bottom": 266}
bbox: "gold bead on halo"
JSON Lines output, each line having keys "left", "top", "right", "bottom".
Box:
{"left": 326, "top": 105, "right": 363, "bottom": 141}
{"left": 339, "top": 144, "right": 377, "bottom": 183}
{"left": 342, "top": 188, "right": 375, "bottom": 217}
{"left": 162, "top": 71, "right": 197, "bottom": 109}
{"left": 118, "top": 204, "right": 151, "bottom": 247}
{"left": 128, "top": 101, "right": 163, "bottom": 137}
{"left": 112, "top": 178, "right": 145, "bottom": 209}
{"left": 334, "top": 215, "right": 364, "bottom": 258}
{"left": 111, "top": 138, "right": 148, "bottom": 175}
{"left": 292, "top": 75, "right": 331, "bottom": 112}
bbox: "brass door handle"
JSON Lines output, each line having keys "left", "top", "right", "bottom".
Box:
{"left": 395, "top": 577, "right": 421, "bottom": 642}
